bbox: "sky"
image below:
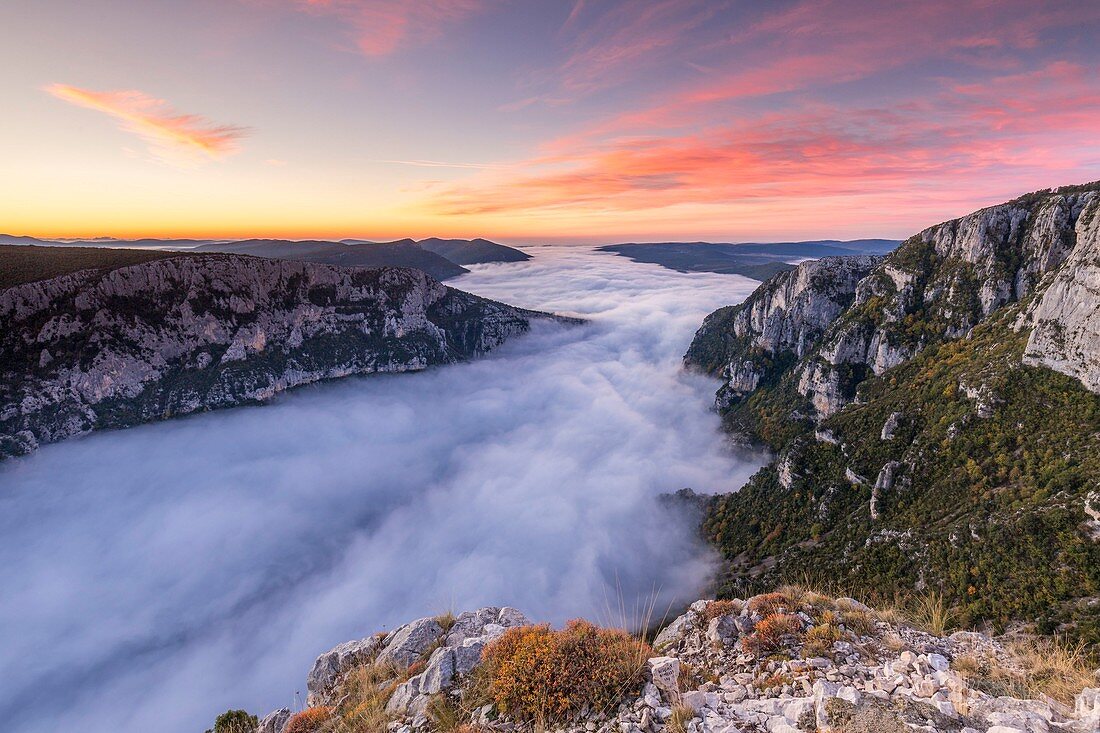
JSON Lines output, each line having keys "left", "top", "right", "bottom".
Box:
{"left": 2, "top": 0, "right": 1099, "bottom": 243}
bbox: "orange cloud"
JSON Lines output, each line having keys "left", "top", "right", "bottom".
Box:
{"left": 291, "top": 0, "right": 485, "bottom": 55}
{"left": 427, "top": 62, "right": 1100, "bottom": 221}
{"left": 45, "top": 84, "right": 248, "bottom": 164}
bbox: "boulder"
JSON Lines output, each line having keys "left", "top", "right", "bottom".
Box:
{"left": 377, "top": 617, "right": 445, "bottom": 668}
{"left": 707, "top": 614, "right": 740, "bottom": 646}
{"left": 306, "top": 635, "right": 384, "bottom": 704}
{"left": 648, "top": 656, "right": 681, "bottom": 700}
{"left": 654, "top": 611, "right": 699, "bottom": 652}
{"left": 256, "top": 708, "right": 291, "bottom": 733}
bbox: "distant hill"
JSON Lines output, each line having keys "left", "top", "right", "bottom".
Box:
{"left": 194, "top": 239, "right": 469, "bottom": 281}
{"left": 415, "top": 237, "right": 531, "bottom": 265}
{"left": 599, "top": 239, "right": 900, "bottom": 279}
{"left": 0, "top": 245, "right": 181, "bottom": 289}
{"left": 0, "top": 235, "right": 531, "bottom": 280}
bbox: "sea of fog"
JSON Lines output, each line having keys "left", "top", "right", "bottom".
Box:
{"left": 0, "top": 247, "right": 766, "bottom": 733}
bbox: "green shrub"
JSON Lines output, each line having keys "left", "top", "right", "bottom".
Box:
{"left": 205, "top": 709, "right": 257, "bottom": 733}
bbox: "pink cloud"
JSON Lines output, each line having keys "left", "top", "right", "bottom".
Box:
{"left": 290, "top": 0, "right": 485, "bottom": 55}
{"left": 45, "top": 84, "right": 248, "bottom": 165}
{"left": 427, "top": 61, "right": 1100, "bottom": 222}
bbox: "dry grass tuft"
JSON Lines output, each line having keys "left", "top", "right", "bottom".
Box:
{"left": 803, "top": 623, "right": 842, "bottom": 657}
{"left": 481, "top": 620, "right": 653, "bottom": 725}
{"left": 319, "top": 660, "right": 402, "bottom": 733}
{"left": 435, "top": 612, "right": 457, "bottom": 634}
{"left": 909, "top": 592, "right": 955, "bottom": 636}
{"left": 951, "top": 636, "right": 1096, "bottom": 706}
{"left": 666, "top": 705, "right": 696, "bottom": 733}
{"left": 840, "top": 610, "right": 876, "bottom": 638}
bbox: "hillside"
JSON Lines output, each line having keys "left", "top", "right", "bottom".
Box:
{"left": 0, "top": 249, "right": 566, "bottom": 458}
{"left": 228, "top": 591, "right": 1100, "bottom": 733}
{"left": 416, "top": 237, "right": 532, "bottom": 265}
{"left": 0, "top": 244, "right": 180, "bottom": 289}
{"left": 194, "top": 239, "right": 470, "bottom": 280}
{"left": 684, "top": 183, "right": 1100, "bottom": 640}
{"left": 599, "top": 240, "right": 899, "bottom": 280}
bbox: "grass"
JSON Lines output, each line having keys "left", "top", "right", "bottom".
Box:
{"left": 958, "top": 636, "right": 1098, "bottom": 705}
{"left": 742, "top": 613, "right": 803, "bottom": 655}
{"left": 666, "top": 705, "right": 696, "bottom": 733}
{"left": 313, "top": 660, "right": 402, "bottom": 733}
{"left": 908, "top": 592, "right": 955, "bottom": 636}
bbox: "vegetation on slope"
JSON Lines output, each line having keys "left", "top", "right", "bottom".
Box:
{"left": 0, "top": 244, "right": 179, "bottom": 289}
{"left": 702, "top": 304, "right": 1100, "bottom": 641}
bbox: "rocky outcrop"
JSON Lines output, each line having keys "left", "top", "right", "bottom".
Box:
{"left": 303, "top": 607, "right": 530, "bottom": 718}
{"left": 253, "top": 594, "right": 1100, "bottom": 733}
{"left": 683, "top": 256, "right": 880, "bottom": 407}
{"left": 1023, "top": 194, "right": 1100, "bottom": 391}
{"left": 0, "top": 254, "right": 567, "bottom": 458}
{"left": 686, "top": 183, "right": 1100, "bottom": 420}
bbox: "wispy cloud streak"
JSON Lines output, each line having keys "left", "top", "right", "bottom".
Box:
{"left": 45, "top": 84, "right": 248, "bottom": 165}
{"left": 291, "top": 0, "right": 486, "bottom": 55}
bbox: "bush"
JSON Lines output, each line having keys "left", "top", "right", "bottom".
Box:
{"left": 747, "top": 593, "right": 789, "bottom": 617}
{"left": 802, "top": 623, "right": 842, "bottom": 657}
{"left": 284, "top": 707, "right": 334, "bottom": 733}
{"left": 206, "top": 709, "right": 257, "bottom": 733}
{"left": 742, "top": 613, "right": 803, "bottom": 655}
{"left": 481, "top": 619, "right": 652, "bottom": 724}
{"left": 702, "top": 599, "right": 740, "bottom": 622}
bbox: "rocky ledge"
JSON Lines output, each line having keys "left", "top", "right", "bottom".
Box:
{"left": 0, "top": 254, "right": 569, "bottom": 458}
{"left": 247, "top": 592, "right": 1100, "bottom": 733}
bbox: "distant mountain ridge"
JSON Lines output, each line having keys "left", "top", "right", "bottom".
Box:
{"left": 599, "top": 239, "right": 899, "bottom": 280}
{"left": 0, "top": 235, "right": 531, "bottom": 281}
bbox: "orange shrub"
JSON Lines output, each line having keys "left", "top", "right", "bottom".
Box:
{"left": 742, "top": 613, "right": 803, "bottom": 655}
{"left": 702, "top": 599, "right": 739, "bottom": 622}
{"left": 283, "top": 707, "right": 334, "bottom": 733}
{"left": 746, "top": 592, "right": 789, "bottom": 617}
{"left": 481, "top": 620, "right": 652, "bottom": 724}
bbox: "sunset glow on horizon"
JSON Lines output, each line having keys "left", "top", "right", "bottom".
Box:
{"left": 2, "top": 0, "right": 1099, "bottom": 243}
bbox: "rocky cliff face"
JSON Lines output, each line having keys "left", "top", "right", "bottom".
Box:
{"left": 246, "top": 594, "right": 1100, "bottom": 733}
{"left": 684, "top": 256, "right": 880, "bottom": 410}
{"left": 1023, "top": 193, "right": 1100, "bottom": 391}
{"left": 0, "top": 254, "right": 561, "bottom": 458}
{"left": 687, "top": 183, "right": 1100, "bottom": 420}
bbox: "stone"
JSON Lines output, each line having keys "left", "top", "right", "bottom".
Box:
{"left": 654, "top": 611, "right": 699, "bottom": 652}
{"left": 257, "top": 708, "right": 291, "bottom": 733}
{"left": 377, "top": 617, "right": 445, "bottom": 668}
{"left": 681, "top": 690, "right": 709, "bottom": 714}
{"left": 418, "top": 647, "right": 455, "bottom": 694}
{"left": 648, "top": 657, "right": 680, "bottom": 699}
{"left": 707, "top": 614, "right": 740, "bottom": 646}
{"left": 306, "top": 635, "right": 384, "bottom": 704}
{"left": 926, "top": 653, "right": 949, "bottom": 672}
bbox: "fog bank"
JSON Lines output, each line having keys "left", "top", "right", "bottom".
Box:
{"left": 0, "top": 247, "right": 764, "bottom": 733}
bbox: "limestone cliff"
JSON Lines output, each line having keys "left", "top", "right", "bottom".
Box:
{"left": 687, "top": 182, "right": 1100, "bottom": 419}
{"left": 0, "top": 253, "right": 563, "bottom": 458}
